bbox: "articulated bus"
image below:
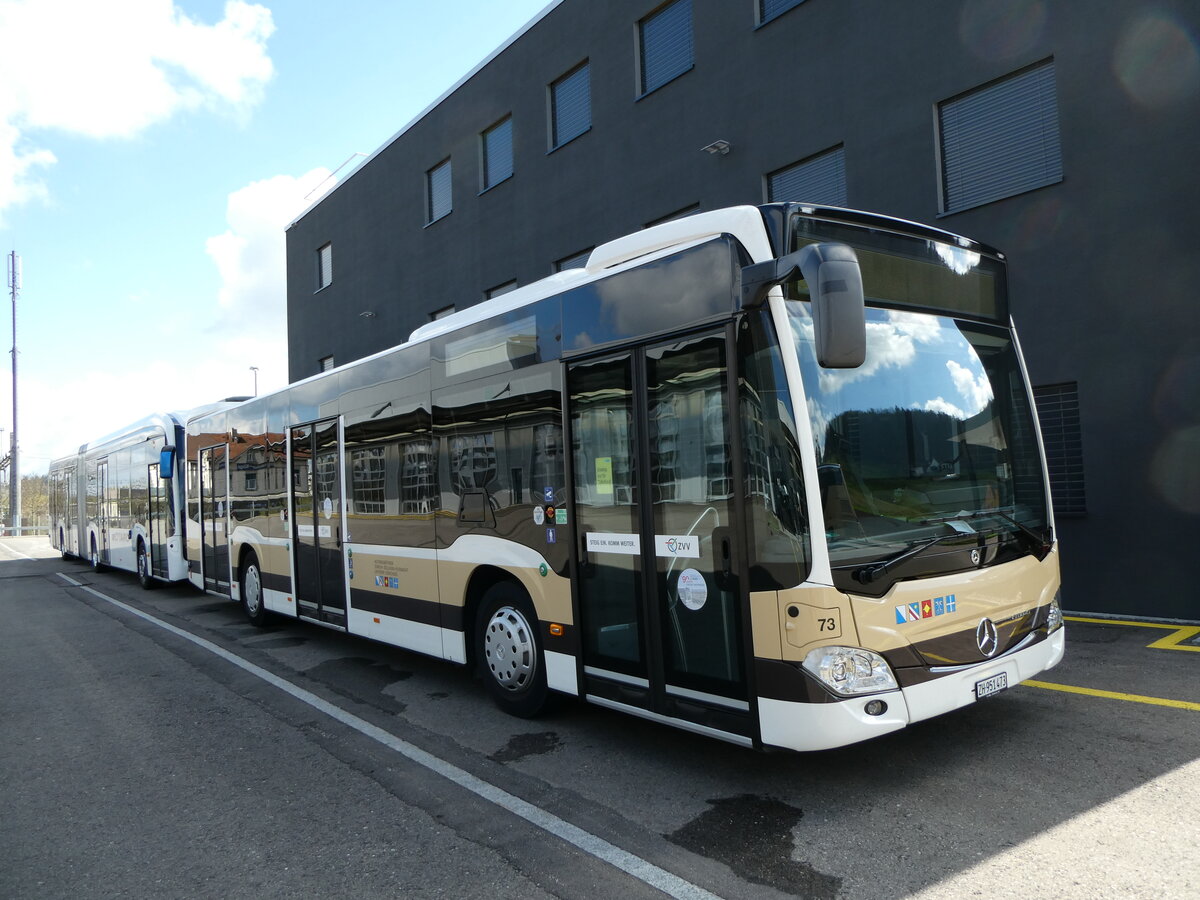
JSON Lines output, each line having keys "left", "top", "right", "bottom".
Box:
{"left": 49, "top": 402, "right": 240, "bottom": 587}
{"left": 49, "top": 412, "right": 189, "bottom": 586}
{"left": 176, "top": 203, "right": 1064, "bottom": 751}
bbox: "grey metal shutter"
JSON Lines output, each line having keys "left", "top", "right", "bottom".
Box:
{"left": 759, "top": 0, "right": 803, "bottom": 25}
{"left": 939, "top": 60, "right": 1062, "bottom": 213}
{"left": 427, "top": 159, "right": 452, "bottom": 222}
{"left": 640, "top": 0, "right": 693, "bottom": 94}
{"left": 552, "top": 63, "right": 591, "bottom": 147}
{"left": 1034, "top": 382, "right": 1086, "bottom": 515}
{"left": 317, "top": 243, "right": 332, "bottom": 289}
{"left": 483, "top": 117, "right": 513, "bottom": 189}
{"left": 767, "top": 147, "right": 847, "bottom": 206}
{"left": 555, "top": 249, "right": 591, "bottom": 271}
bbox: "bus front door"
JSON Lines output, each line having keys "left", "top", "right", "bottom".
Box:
{"left": 148, "top": 464, "right": 169, "bottom": 578}
{"left": 569, "top": 328, "right": 752, "bottom": 742}
{"left": 290, "top": 419, "right": 347, "bottom": 628}
{"left": 200, "top": 445, "right": 230, "bottom": 594}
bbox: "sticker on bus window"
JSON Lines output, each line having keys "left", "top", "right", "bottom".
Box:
{"left": 677, "top": 569, "right": 708, "bottom": 611}
{"left": 586, "top": 532, "right": 640, "bottom": 554}
{"left": 595, "top": 457, "right": 613, "bottom": 495}
{"left": 533, "top": 506, "right": 545, "bottom": 525}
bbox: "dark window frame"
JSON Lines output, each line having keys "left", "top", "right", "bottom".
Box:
{"left": 765, "top": 145, "right": 848, "bottom": 207}
{"left": 426, "top": 158, "right": 453, "bottom": 225}
{"left": 936, "top": 58, "right": 1063, "bottom": 215}
{"left": 637, "top": 0, "right": 695, "bottom": 98}
{"left": 480, "top": 115, "right": 514, "bottom": 193}
{"left": 549, "top": 61, "right": 592, "bottom": 150}
{"left": 316, "top": 242, "right": 332, "bottom": 292}
{"left": 756, "top": 0, "right": 805, "bottom": 27}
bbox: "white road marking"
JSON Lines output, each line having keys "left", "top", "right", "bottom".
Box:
{"left": 0, "top": 540, "right": 35, "bottom": 560}
{"left": 56, "top": 572, "right": 722, "bottom": 900}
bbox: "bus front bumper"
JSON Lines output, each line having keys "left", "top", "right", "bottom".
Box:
{"left": 759, "top": 627, "right": 1065, "bottom": 752}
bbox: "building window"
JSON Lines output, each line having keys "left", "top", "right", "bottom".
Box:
{"left": 638, "top": 0, "right": 694, "bottom": 96}
{"left": 550, "top": 62, "right": 591, "bottom": 149}
{"left": 645, "top": 203, "right": 701, "bottom": 228}
{"left": 767, "top": 146, "right": 847, "bottom": 206}
{"left": 554, "top": 248, "right": 592, "bottom": 272}
{"left": 481, "top": 116, "right": 513, "bottom": 191}
{"left": 758, "top": 0, "right": 804, "bottom": 25}
{"left": 485, "top": 280, "right": 518, "bottom": 300}
{"left": 426, "top": 158, "right": 452, "bottom": 224}
{"left": 431, "top": 305, "right": 456, "bottom": 321}
{"left": 316, "top": 242, "right": 332, "bottom": 291}
{"left": 1034, "top": 382, "right": 1086, "bottom": 516}
{"left": 319, "top": 355, "right": 335, "bottom": 372}
{"left": 938, "top": 59, "right": 1063, "bottom": 214}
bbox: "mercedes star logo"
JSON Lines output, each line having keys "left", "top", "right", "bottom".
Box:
{"left": 971, "top": 548, "right": 982, "bottom": 567}
{"left": 976, "top": 618, "right": 999, "bottom": 657}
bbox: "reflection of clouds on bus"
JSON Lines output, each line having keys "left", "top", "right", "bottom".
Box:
{"left": 593, "top": 246, "right": 729, "bottom": 338}
{"left": 814, "top": 310, "right": 945, "bottom": 395}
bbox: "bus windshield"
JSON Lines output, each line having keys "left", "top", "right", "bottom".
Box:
{"left": 787, "top": 289, "right": 1050, "bottom": 590}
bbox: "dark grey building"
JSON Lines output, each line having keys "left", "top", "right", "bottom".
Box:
{"left": 286, "top": 0, "right": 1200, "bottom": 620}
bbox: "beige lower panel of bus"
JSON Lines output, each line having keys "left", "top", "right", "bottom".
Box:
{"left": 752, "top": 550, "right": 1060, "bottom": 663}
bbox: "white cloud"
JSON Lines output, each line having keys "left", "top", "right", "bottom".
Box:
{"left": 0, "top": 0, "right": 275, "bottom": 220}
{"left": 946, "top": 358, "right": 993, "bottom": 416}
{"left": 203, "top": 167, "right": 333, "bottom": 386}
{"left": 921, "top": 396, "right": 968, "bottom": 419}
{"left": 205, "top": 167, "right": 331, "bottom": 329}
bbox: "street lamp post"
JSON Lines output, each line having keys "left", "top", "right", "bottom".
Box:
{"left": 250, "top": 366, "right": 259, "bottom": 397}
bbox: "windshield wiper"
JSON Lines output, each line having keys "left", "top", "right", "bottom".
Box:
{"left": 852, "top": 532, "right": 967, "bottom": 585}
{"left": 923, "top": 509, "right": 1050, "bottom": 552}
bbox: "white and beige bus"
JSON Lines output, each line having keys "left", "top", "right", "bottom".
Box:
{"left": 180, "top": 202, "right": 1063, "bottom": 751}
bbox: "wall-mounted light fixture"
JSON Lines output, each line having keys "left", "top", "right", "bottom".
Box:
{"left": 701, "top": 140, "right": 731, "bottom": 156}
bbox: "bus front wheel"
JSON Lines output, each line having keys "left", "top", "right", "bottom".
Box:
{"left": 136, "top": 541, "right": 154, "bottom": 590}
{"left": 476, "top": 582, "right": 550, "bottom": 718}
{"left": 241, "top": 552, "right": 268, "bottom": 627}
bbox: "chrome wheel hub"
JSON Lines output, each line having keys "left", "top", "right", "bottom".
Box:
{"left": 483, "top": 606, "right": 536, "bottom": 692}
{"left": 244, "top": 565, "right": 262, "bottom": 615}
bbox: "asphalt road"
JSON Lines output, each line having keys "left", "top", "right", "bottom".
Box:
{"left": 2, "top": 535, "right": 1197, "bottom": 899}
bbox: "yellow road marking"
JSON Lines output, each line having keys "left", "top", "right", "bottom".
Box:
{"left": 1024, "top": 680, "right": 1200, "bottom": 711}
{"left": 1064, "top": 616, "right": 1200, "bottom": 653}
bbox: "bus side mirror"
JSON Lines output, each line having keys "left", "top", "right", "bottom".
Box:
{"left": 796, "top": 242, "right": 866, "bottom": 369}
{"left": 159, "top": 446, "right": 176, "bottom": 479}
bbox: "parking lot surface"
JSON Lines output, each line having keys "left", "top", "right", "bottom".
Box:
{"left": 2, "top": 535, "right": 1197, "bottom": 899}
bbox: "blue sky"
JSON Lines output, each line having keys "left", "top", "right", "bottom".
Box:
{"left": 0, "top": 0, "right": 555, "bottom": 472}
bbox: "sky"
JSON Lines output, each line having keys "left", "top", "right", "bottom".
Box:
{"left": 0, "top": 0, "right": 556, "bottom": 474}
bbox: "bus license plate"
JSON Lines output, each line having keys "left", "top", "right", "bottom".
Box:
{"left": 975, "top": 672, "right": 1008, "bottom": 700}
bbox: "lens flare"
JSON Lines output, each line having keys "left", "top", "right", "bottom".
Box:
{"left": 1150, "top": 426, "right": 1200, "bottom": 515}
{"left": 1114, "top": 13, "right": 1200, "bottom": 108}
{"left": 960, "top": 0, "right": 1046, "bottom": 61}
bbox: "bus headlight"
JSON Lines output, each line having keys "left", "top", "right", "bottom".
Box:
{"left": 1047, "top": 591, "right": 1064, "bottom": 632}
{"left": 802, "top": 646, "right": 898, "bottom": 696}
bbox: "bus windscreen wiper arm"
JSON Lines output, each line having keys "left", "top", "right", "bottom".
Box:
{"left": 853, "top": 533, "right": 964, "bottom": 585}
{"left": 924, "top": 509, "right": 1049, "bottom": 551}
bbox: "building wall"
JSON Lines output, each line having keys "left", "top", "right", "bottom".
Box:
{"left": 286, "top": 0, "right": 1200, "bottom": 619}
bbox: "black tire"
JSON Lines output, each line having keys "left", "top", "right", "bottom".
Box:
{"left": 136, "top": 541, "right": 154, "bottom": 590}
{"left": 240, "top": 552, "right": 269, "bottom": 626}
{"left": 476, "top": 581, "right": 550, "bottom": 718}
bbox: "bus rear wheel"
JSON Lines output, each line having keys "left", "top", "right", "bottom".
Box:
{"left": 476, "top": 582, "right": 549, "bottom": 718}
{"left": 241, "top": 552, "right": 268, "bottom": 627}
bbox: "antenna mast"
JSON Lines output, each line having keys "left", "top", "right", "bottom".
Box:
{"left": 7, "top": 251, "right": 19, "bottom": 535}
